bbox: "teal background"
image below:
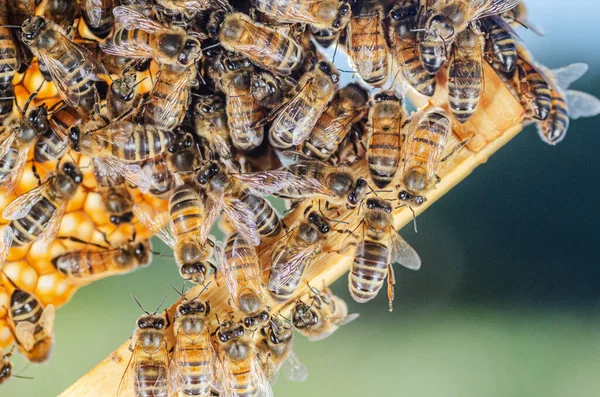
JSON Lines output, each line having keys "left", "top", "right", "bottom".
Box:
{"left": 4, "top": 1, "right": 600, "bottom": 396}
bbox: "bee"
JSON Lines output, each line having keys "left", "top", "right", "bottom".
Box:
{"left": 269, "top": 60, "right": 339, "bottom": 149}
{"left": 33, "top": 103, "right": 74, "bottom": 164}
{"left": 118, "top": 297, "right": 170, "bottom": 397}
{"left": 513, "top": 46, "right": 551, "bottom": 121}
{"left": 366, "top": 91, "right": 406, "bottom": 189}
{"left": 310, "top": 25, "right": 344, "bottom": 48}
{"left": 0, "top": 346, "right": 14, "bottom": 384}
{"left": 251, "top": 0, "right": 350, "bottom": 31}
{"left": 81, "top": 0, "right": 114, "bottom": 38}
{"left": 0, "top": 0, "right": 19, "bottom": 125}
{"left": 169, "top": 284, "right": 223, "bottom": 397}
{"left": 4, "top": 275, "right": 56, "bottom": 363}
{"left": 416, "top": 7, "right": 454, "bottom": 74}
{"left": 291, "top": 285, "right": 359, "bottom": 341}
{"left": 481, "top": 16, "right": 517, "bottom": 74}
{"left": 256, "top": 316, "right": 308, "bottom": 383}
{"left": 92, "top": 157, "right": 135, "bottom": 225}
{"left": 277, "top": 157, "right": 369, "bottom": 209}
{"left": 100, "top": 73, "right": 145, "bottom": 123}
{"left": 400, "top": 108, "right": 451, "bottom": 198}
{"left": 448, "top": 24, "right": 485, "bottom": 123}
{"left": 196, "top": 161, "right": 316, "bottom": 246}
{"left": 388, "top": 0, "right": 437, "bottom": 97}
{"left": 101, "top": 6, "right": 203, "bottom": 68}
{"left": 213, "top": 320, "right": 273, "bottom": 397}
{"left": 154, "top": 0, "right": 220, "bottom": 21}
{"left": 20, "top": 16, "right": 106, "bottom": 111}
{"left": 346, "top": 0, "right": 388, "bottom": 86}
{"left": 536, "top": 63, "right": 600, "bottom": 145}
{"left": 52, "top": 239, "right": 152, "bottom": 279}
{"left": 194, "top": 95, "right": 236, "bottom": 168}
{"left": 268, "top": 209, "right": 331, "bottom": 303}
{"left": 301, "top": 83, "right": 369, "bottom": 161}
{"left": 501, "top": 1, "right": 545, "bottom": 36}
{"left": 218, "top": 57, "right": 265, "bottom": 151}
{"left": 207, "top": 11, "right": 304, "bottom": 76}
{"left": 167, "top": 131, "right": 203, "bottom": 184}
{"left": 2, "top": 161, "right": 82, "bottom": 249}
{"left": 251, "top": 70, "right": 295, "bottom": 111}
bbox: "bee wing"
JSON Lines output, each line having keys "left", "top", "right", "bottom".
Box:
{"left": 334, "top": 312, "right": 360, "bottom": 327}
{"left": 261, "top": 0, "right": 323, "bottom": 24}
{"left": 36, "top": 201, "right": 67, "bottom": 250}
{"left": 390, "top": 232, "right": 421, "bottom": 270}
{"left": 223, "top": 199, "right": 261, "bottom": 247}
{"left": 117, "top": 342, "right": 166, "bottom": 397}
{"left": 153, "top": 68, "right": 192, "bottom": 130}
{"left": 199, "top": 196, "right": 223, "bottom": 248}
{"left": 268, "top": 244, "right": 317, "bottom": 292}
{"left": 14, "top": 321, "right": 36, "bottom": 351}
{"left": 313, "top": 111, "right": 353, "bottom": 147}
{"left": 2, "top": 182, "right": 48, "bottom": 220}
{"left": 207, "top": 334, "right": 225, "bottom": 392}
{"left": 219, "top": 235, "right": 257, "bottom": 299}
{"left": 84, "top": 0, "right": 104, "bottom": 28}
{"left": 0, "top": 129, "right": 17, "bottom": 161}
{"left": 100, "top": 37, "right": 156, "bottom": 59}
{"left": 169, "top": 331, "right": 205, "bottom": 395}
{"left": 133, "top": 203, "right": 176, "bottom": 249}
{"left": 487, "top": 15, "right": 522, "bottom": 42}
{"left": 550, "top": 63, "right": 588, "bottom": 91}
{"left": 0, "top": 227, "right": 13, "bottom": 266}
{"left": 224, "top": 82, "right": 263, "bottom": 146}
{"left": 112, "top": 5, "right": 165, "bottom": 32}
{"left": 102, "top": 156, "right": 151, "bottom": 193}
{"left": 233, "top": 170, "right": 322, "bottom": 196}
{"left": 565, "top": 90, "right": 600, "bottom": 120}
{"left": 470, "top": 0, "right": 521, "bottom": 21}
{"left": 0, "top": 144, "right": 29, "bottom": 193}
{"left": 39, "top": 304, "right": 56, "bottom": 336}
{"left": 281, "top": 350, "right": 309, "bottom": 383}
{"left": 270, "top": 82, "right": 319, "bottom": 146}
{"left": 251, "top": 355, "right": 274, "bottom": 397}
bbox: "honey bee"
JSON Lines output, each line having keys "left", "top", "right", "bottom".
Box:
{"left": 167, "top": 131, "right": 203, "bottom": 183}
{"left": 416, "top": 8, "right": 454, "bottom": 74}
{"left": 388, "top": 0, "right": 436, "bottom": 97}
{"left": 301, "top": 83, "right": 369, "bottom": 161}
{"left": 213, "top": 320, "right": 273, "bottom": 397}
{"left": 269, "top": 60, "right": 339, "bottom": 149}
{"left": 169, "top": 284, "right": 223, "bottom": 397}
{"left": 81, "top": 0, "right": 114, "bottom": 39}
{"left": 251, "top": 70, "right": 295, "bottom": 111}
{"left": 268, "top": 209, "right": 331, "bottom": 303}
{"left": 194, "top": 95, "right": 236, "bottom": 168}
{"left": 346, "top": 0, "right": 388, "bottom": 86}
{"left": 218, "top": 57, "right": 265, "bottom": 151}
{"left": 118, "top": 297, "right": 170, "bottom": 397}
{"left": 207, "top": 11, "right": 304, "bottom": 76}
{"left": 142, "top": 154, "right": 175, "bottom": 199}
{"left": 251, "top": 0, "right": 350, "bottom": 31}
{"left": 481, "top": 16, "right": 517, "bottom": 74}
{"left": 4, "top": 275, "right": 56, "bottom": 363}
{"left": 20, "top": 16, "right": 106, "bottom": 111}
{"left": 448, "top": 24, "right": 485, "bottom": 123}
{"left": 0, "top": 0, "right": 19, "bottom": 125}
{"left": 536, "top": 63, "right": 600, "bottom": 145}
{"left": 343, "top": 198, "right": 421, "bottom": 310}
{"left": 33, "top": 103, "right": 73, "bottom": 164}
{"left": 2, "top": 161, "right": 82, "bottom": 249}
{"left": 154, "top": 0, "right": 219, "bottom": 21}
{"left": 367, "top": 91, "right": 406, "bottom": 189}
{"left": 37, "top": 0, "right": 76, "bottom": 30}
{"left": 400, "top": 108, "right": 451, "bottom": 198}
{"left": 256, "top": 316, "right": 308, "bottom": 383}
{"left": 277, "top": 157, "right": 369, "bottom": 209}
{"left": 513, "top": 46, "right": 551, "bottom": 121}
{"left": 101, "top": 73, "right": 145, "bottom": 122}
{"left": 101, "top": 6, "right": 203, "bottom": 68}
{"left": 52, "top": 239, "right": 152, "bottom": 279}
{"left": 291, "top": 285, "right": 358, "bottom": 341}
{"left": 92, "top": 157, "right": 135, "bottom": 225}
{"left": 0, "top": 346, "right": 14, "bottom": 384}
{"left": 196, "top": 161, "right": 317, "bottom": 246}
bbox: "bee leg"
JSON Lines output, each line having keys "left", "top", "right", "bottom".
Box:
{"left": 208, "top": 263, "right": 220, "bottom": 287}
{"left": 441, "top": 137, "right": 471, "bottom": 163}
{"left": 205, "top": 301, "right": 211, "bottom": 316}
{"left": 387, "top": 264, "right": 396, "bottom": 313}
{"left": 31, "top": 163, "right": 42, "bottom": 186}
{"left": 164, "top": 309, "right": 171, "bottom": 329}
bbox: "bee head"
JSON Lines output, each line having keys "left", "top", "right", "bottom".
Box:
{"left": 317, "top": 61, "right": 339, "bottom": 84}
{"left": 196, "top": 161, "right": 220, "bottom": 184}
{"left": 243, "top": 309, "right": 270, "bottom": 329}
{"left": 217, "top": 322, "right": 244, "bottom": 343}
{"left": 137, "top": 315, "right": 165, "bottom": 330}
{"left": 21, "top": 16, "right": 45, "bottom": 43}
{"left": 110, "top": 74, "right": 137, "bottom": 102}
{"left": 134, "top": 241, "right": 151, "bottom": 264}
{"left": 0, "top": 359, "right": 11, "bottom": 383}
{"left": 69, "top": 126, "right": 81, "bottom": 152}
{"left": 397, "top": 190, "right": 425, "bottom": 206}
{"left": 28, "top": 105, "right": 50, "bottom": 134}
{"left": 178, "top": 300, "right": 208, "bottom": 316}
{"left": 374, "top": 91, "right": 402, "bottom": 103}
{"left": 348, "top": 177, "right": 368, "bottom": 207}
{"left": 307, "top": 212, "right": 330, "bottom": 234}
{"left": 61, "top": 162, "right": 83, "bottom": 184}
{"left": 178, "top": 36, "right": 202, "bottom": 67}
{"left": 332, "top": 1, "right": 350, "bottom": 30}
{"left": 292, "top": 302, "right": 318, "bottom": 329}
{"left": 326, "top": 171, "right": 353, "bottom": 198}
{"left": 366, "top": 198, "right": 392, "bottom": 213}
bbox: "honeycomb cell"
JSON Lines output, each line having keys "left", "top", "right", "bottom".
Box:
{"left": 0, "top": 321, "right": 13, "bottom": 349}
{"left": 1, "top": 261, "right": 39, "bottom": 293}
{"left": 58, "top": 212, "right": 95, "bottom": 242}
{"left": 27, "top": 241, "right": 66, "bottom": 275}
{"left": 35, "top": 273, "right": 76, "bottom": 307}
{"left": 0, "top": 289, "right": 9, "bottom": 317}
{"left": 83, "top": 192, "right": 110, "bottom": 226}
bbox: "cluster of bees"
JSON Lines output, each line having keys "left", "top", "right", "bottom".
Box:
{"left": 0, "top": 0, "right": 598, "bottom": 395}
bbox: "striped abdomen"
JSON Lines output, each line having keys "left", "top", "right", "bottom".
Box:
{"left": 223, "top": 233, "right": 262, "bottom": 309}
{"left": 302, "top": 103, "right": 350, "bottom": 160}
{"left": 142, "top": 154, "right": 173, "bottom": 199}
{"left": 482, "top": 17, "right": 516, "bottom": 74}
{"left": 170, "top": 185, "right": 205, "bottom": 238}
{"left": 52, "top": 249, "right": 134, "bottom": 278}
{"left": 367, "top": 110, "right": 403, "bottom": 188}
{"left": 35, "top": 107, "right": 76, "bottom": 163}
{"left": 349, "top": 240, "right": 389, "bottom": 302}
{"left": 82, "top": 0, "right": 114, "bottom": 39}
{"left": 109, "top": 127, "right": 174, "bottom": 162}
{"left": 0, "top": 145, "right": 19, "bottom": 185}
{"left": 9, "top": 196, "right": 56, "bottom": 246}
{"left": 225, "top": 72, "right": 264, "bottom": 151}
{"left": 10, "top": 289, "right": 42, "bottom": 326}
{"left": 347, "top": 9, "right": 388, "bottom": 86}
{"left": 516, "top": 56, "right": 552, "bottom": 121}
{"left": 239, "top": 190, "right": 281, "bottom": 238}
{"left": 135, "top": 362, "right": 169, "bottom": 397}
{"left": 144, "top": 66, "right": 192, "bottom": 131}
{"left": 269, "top": 251, "right": 308, "bottom": 303}
{"left": 0, "top": 24, "right": 17, "bottom": 124}
{"left": 539, "top": 87, "right": 569, "bottom": 145}
{"left": 448, "top": 31, "right": 483, "bottom": 123}
{"left": 52, "top": 49, "right": 97, "bottom": 112}
{"left": 173, "top": 341, "right": 212, "bottom": 396}
{"left": 224, "top": 342, "right": 256, "bottom": 397}
{"left": 390, "top": 32, "right": 436, "bottom": 97}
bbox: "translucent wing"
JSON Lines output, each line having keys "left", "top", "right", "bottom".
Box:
{"left": 471, "top": 0, "right": 520, "bottom": 21}
{"left": 225, "top": 81, "right": 263, "bottom": 145}
{"left": 103, "top": 156, "right": 151, "bottom": 192}
{"left": 565, "top": 90, "right": 600, "bottom": 120}
{"left": 117, "top": 341, "right": 169, "bottom": 397}
{"left": 312, "top": 109, "right": 354, "bottom": 147}
{"left": 334, "top": 312, "right": 360, "bottom": 327}
{"left": 170, "top": 331, "right": 211, "bottom": 395}
{"left": 199, "top": 197, "right": 223, "bottom": 247}
{"left": 251, "top": 356, "right": 274, "bottom": 397}
{"left": 223, "top": 198, "right": 261, "bottom": 247}
{"left": 84, "top": 0, "right": 104, "bottom": 27}
{"left": 234, "top": 170, "right": 322, "bottom": 196}
{"left": 36, "top": 202, "right": 67, "bottom": 250}
{"left": 370, "top": 109, "right": 403, "bottom": 150}
{"left": 550, "top": 63, "right": 588, "bottom": 91}
{"left": 390, "top": 233, "right": 421, "bottom": 270}
{"left": 133, "top": 203, "right": 175, "bottom": 249}
{"left": 220, "top": 234, "right": 259, "bottom": 300}
{"left": 208, "top": 335, "right": 225, "bottom": 392}
{"left": 258, "top": 0, "right": 324, "bottom": 24}
{"left": 2, "top": 182, "right": 47, "bottom": 220}
{"left": 0, "top": 227, "right": 13, "bottom": 266}
{"left": 0, "top": 129, "right": 16, "bottom": 161}
{"left": 117, "top": 347, "right": 137, "bottom": 397}
{"left": 281, "top": 350, "right": 309, "bottom": 383}
{"left": 14, "top": 321, "right": 36, "bottom": 351}
{"left": 487, "top": 15, "right": 522, "bottom": 42}
{"left": 39, "top": 304, "right": 56, "bottom": 336}
{"left": 152, "top": 68, "right": 192, "bottom": 130}
{"left": 100, "top": 39, "right": 156, "bottom": 59}
{"left": 347, "top": 12, "right": 386, "bottom": 78}
{"left": 268, "top": 243, "right": 317, "bottom": 292}
{"left": 511, "top": 13, "right": 544, "bottom": 36}
{"left": 0, "top": 145, "right": 28, "bottom": 193}
{"left": 112, "top": 5, "right": 165, "bottom": 32}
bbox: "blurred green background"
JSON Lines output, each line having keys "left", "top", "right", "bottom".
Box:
{"left": 5, "top": 0, "right": 600, "bottom": 396}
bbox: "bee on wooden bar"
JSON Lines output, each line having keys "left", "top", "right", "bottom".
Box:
{"left": 513, "top": 46, "right": 552, "bottom": 121}
{"left": 481, "top": 16, "right": 518, "bottom": 74}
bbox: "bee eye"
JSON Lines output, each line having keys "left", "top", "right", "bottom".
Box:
{"left": 135, "top": 243, "right": 145, "bottom": 256}
{"left": 267, "top": 82, "right": 277, "bottom": 94}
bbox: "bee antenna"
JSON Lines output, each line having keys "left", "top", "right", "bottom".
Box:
{"left": 168, "top": 282, "right": 185, "bottom": 298}
{"left": 130, "top": 293, "right": 150, "bottom": 315}
{"left": 202, "top": 43, "right": 222, "bottom": 51}
{"left": 48, "top": 103, "right": 67, "bottom": 116}
{"left": 368, "top": 185, "right": 379, "bottom": 197}
{"left": 153, "top": 294, "right": 168, "bottom": 314}
{"left": 132, "top": 77, "right": 147, "bottom": 89}
{"left": 0, "top": 25, "right": 22, "bottom": 29}
{"left": 197, "top": 281, "right": 212, "bottom": 299}
{"left": 215, "top": 313, "right": 221, "bottom": 326}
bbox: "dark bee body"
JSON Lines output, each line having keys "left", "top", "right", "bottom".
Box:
{"left": 82, "top": 0, "right": 114, "bottom": 39}
{"left": 417, "top": 9, "right": 453, "bottom": 74}
{"left": 388, "top": 1, "right": 436, "bottom": 97}
{"left": 142, "top": 154, "right": 174, "bottom": 199}
{"left": 367, "top": 91, "right": 405, "bottom": 188}
{"left": 515, "top": 48, "right": 551, "bottom": 121}
{"left": 52, "top": 240, "right": 151, "bottom": 279}
{"left": 0, "top": 0, "right": 18, "bottom": 124}
{"left": 194, "top": 95, "right": 235, "bottom": 166}
{"left": 92, "top": 158, "right": 134, "bottom": 225}
{"left": 481, "top": 16, "right": 516, "bottom": 74}
{"left": 0, "top": 347, "right": 13, "bottom": 384}
{"left": 240, "top": 190, "right": 282, "bottom": 238}
{"left": 347, "top": 0, "right": 388, "bottom": 86}
{"left": 448, "top": 26, "right": 484, "bottom": 123}
{"left": 539, "top": 86, "right": 569, "bottom": 145}
{"left": 33, "top": 106, "right": 75, "bottom": 163}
